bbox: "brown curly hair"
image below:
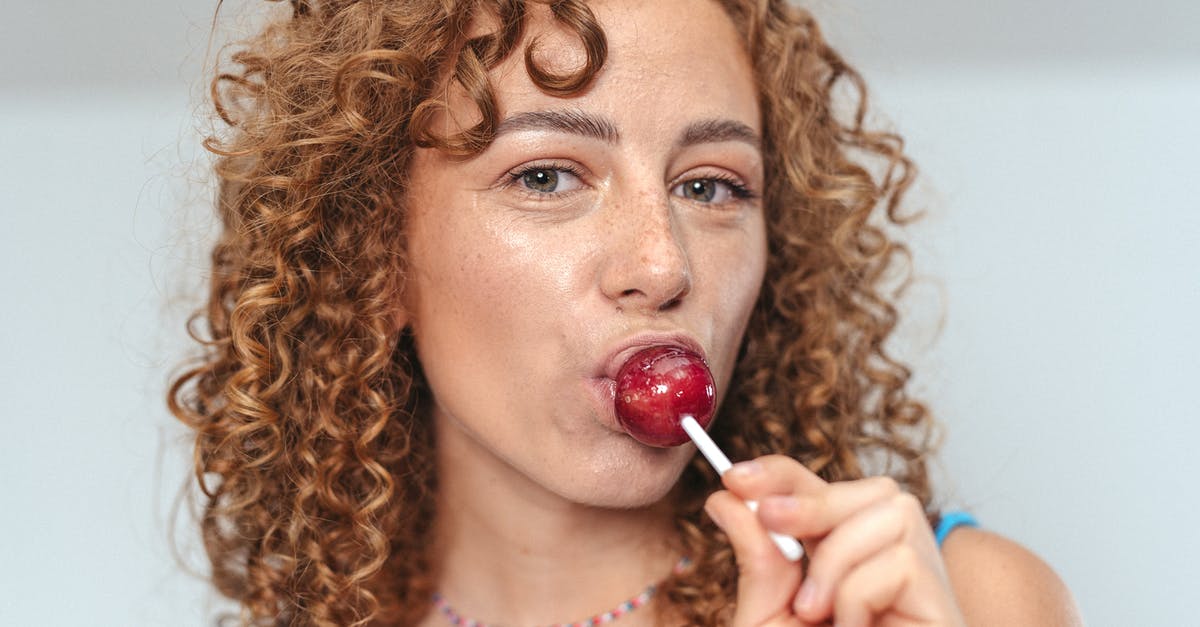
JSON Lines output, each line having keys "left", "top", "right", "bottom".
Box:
{"left": 169, "top": 0, "right": 936, "bottom": 625}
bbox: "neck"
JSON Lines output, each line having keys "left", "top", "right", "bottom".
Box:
{"left": 430, "top": 416, "right": 680, "bottom": 626}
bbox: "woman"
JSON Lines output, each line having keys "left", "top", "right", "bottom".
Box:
{"left": 170, "top": 0, "right": 1080, "bottom": 625}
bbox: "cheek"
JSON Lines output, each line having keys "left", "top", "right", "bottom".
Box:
{"left": 406, "top": 215, "right": 527, "bottom": 426}
{"left": 700, "top": 217, "right": 767, "bottom": 375}
{"left": 408, "top": 203, "right": 581, "bottom": 375}
{"left": 412, "top": 218, "right": 518, "bottom": 337}
{"left": 703, "top": 219, "right": 768, "bottom": 321}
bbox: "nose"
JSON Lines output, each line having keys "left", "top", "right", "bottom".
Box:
{"left": 599, "top": 190, "right": 692, "bottom": 313}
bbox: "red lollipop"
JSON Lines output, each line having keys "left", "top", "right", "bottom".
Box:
{"left": 614, "top": 345, "right": 715, "bottom": 447}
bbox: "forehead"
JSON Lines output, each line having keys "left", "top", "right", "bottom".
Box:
{"left": 472, "top": 0, "right": 760, "bottom": 133}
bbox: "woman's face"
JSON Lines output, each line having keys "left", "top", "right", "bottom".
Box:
{"left": 405, "top": 0, "right": 766, "bottom": 508}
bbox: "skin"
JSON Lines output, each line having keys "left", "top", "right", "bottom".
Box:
{"left": 403, "top": 0, "right": 1082, "bottom": 625}
{"left": 406, "top": 1, "right": 765, "bottom": 624}
{"left": 406, "top": 0, "right": 766, "bottom": 512}
{"left": 709, "top": 457, "right": 1084, "bottom": 626}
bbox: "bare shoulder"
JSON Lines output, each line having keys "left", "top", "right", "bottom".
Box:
{"left": 941, "top": 528, "right": 1084, "bottom": 626}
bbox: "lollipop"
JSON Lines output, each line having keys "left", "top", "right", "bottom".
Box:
{"left": 614, "top": 345, "right": 715, "bottom": 447}
{"left": 614, "top": 344, "right": 804, "bottom": 562}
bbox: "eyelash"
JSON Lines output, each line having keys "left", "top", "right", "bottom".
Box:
{"left": 504, "top": 162, "right": 757, "bottom": 203}
{"left": 694, "top": 173, "right": 757, "bottom": 201}
{"left": 505, "top": 161, "right": 586, "bottom": 199}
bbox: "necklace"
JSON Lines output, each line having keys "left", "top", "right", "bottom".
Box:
{"left": 431, "top": 558, "right": 690, "bottom": 627}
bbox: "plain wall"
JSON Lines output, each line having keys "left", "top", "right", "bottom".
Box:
{"left": 2, "top": 2, "right": 1196, "bottom": 624}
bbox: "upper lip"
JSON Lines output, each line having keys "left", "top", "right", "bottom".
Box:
{"left": 598, "top": 331, "right": 707, "bottom": 380}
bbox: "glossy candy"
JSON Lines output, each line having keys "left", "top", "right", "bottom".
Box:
{"left": 614, "top": 346, "right": 715, "bottom": 447}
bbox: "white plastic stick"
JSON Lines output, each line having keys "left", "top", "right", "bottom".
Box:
{"left": 681, "top": 415, "right": 804, "bottom": 562}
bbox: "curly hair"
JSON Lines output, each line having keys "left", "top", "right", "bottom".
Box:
{"left": 168, "top": 0, "right": 936, "bottom": 625}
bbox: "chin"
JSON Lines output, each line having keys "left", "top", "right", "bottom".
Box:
{"left": 579, "top": 482, "right": 675, "bottom": 509}
{"left": 560, "top": 483, "right": 677, "bottom": 510}
{"left": 546, "top": 442, "right": 690, "bottom": 509}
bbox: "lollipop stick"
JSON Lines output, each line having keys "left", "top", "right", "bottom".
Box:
{"left": 681, "top": 415, "right": 804, "bottom": 562}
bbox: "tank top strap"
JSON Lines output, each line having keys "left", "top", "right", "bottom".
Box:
{"left": 934, "top": 510, "right": 979, "bottom": 548}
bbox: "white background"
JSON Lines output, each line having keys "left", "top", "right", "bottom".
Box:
{"left": 1, "top": 1, "right": 1197, "bottom": 625}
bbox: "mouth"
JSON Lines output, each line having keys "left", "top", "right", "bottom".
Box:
{"left": 597, "top": 332, "right": 708, "bottom": 381}
{"left": 586, "top": 331, "right": 707, "bottom": 433}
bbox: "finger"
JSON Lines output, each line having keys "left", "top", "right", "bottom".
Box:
{"left": 721, "top": 455, "right": 826, "bottom": 499}
{"left": 789, "top": 492, "right": 933, "bottom": 621}
{"left": 705, "top": 490, "right": 806, "bottom": 627}
{"left": 750, "top": 473, "right": 905, "bottom": 540}
{"left": 831, "top": 542, "right": 952, "bottom": 627}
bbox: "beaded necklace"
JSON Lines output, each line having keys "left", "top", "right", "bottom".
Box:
{"left": 431, "top": 558, "right": 689, "bottom": 627}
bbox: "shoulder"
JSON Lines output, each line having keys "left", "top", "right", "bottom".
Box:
{"left": 940, "top": 527, "right": 1084, "bottom": 626}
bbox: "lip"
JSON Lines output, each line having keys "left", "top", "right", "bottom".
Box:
{"left": 597, "top": 331, "right": 708, "bottom": 381}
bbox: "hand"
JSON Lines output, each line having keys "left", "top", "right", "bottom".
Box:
{"left": 704, "top": 455, "right": 967, "bottom": 627}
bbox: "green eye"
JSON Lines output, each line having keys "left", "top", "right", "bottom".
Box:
{"left": 522, "top": 169, "right": 559, "bottom": 193}
{"left": 683, "top": 180, "right": 717, "bottom": 202}
{"left": 673, "top": 177, "right": 751, "bottom": 204}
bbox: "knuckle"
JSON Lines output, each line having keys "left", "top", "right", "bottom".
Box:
{"left": 890, "top": 491, "right": 922, "bottom": 514}
{"left": 892, "top": 541, "right": 921, "bottom": 569}
{"left": 884, "top": 492, "right": 924, "bottom": 538}
{"left": 869, "top": 475, "right": 901, "bottom": 496}
{"left": 760, "top": 453, "right": 796, "bottom": 472}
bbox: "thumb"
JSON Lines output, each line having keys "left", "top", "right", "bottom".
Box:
{"left": 705, "top": 491, "right": 810, "bottom": 627}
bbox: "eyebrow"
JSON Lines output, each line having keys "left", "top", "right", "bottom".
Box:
{"left": 678, "top": 118, "right": 761, "bottom": 149}
{"left": 496, "top": 109, "right": 620, "bottom": 143}
{"left": 494, "top": 109, "right": 760, "bottom": 149}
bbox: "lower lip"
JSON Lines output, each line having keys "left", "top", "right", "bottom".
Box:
{"left": 587, "top": 377, "right": 623, "bottom": 431}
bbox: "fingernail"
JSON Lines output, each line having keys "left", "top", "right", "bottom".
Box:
{"left": 795, "top": 579, "right": 819, "bottom": 613}
{"left": 727, "top": 460, "right": 763, "bottom": 478}
{"left": 763, "top": 495, "right": 800, "bottom": 512}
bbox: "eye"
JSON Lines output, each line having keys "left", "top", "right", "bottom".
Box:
{"left": 511, "top": 165, "right": 584, "bottom": 195}
{"left": 672, "top": 177, "right": 753, "bottom": 204}
{"left": 522, "top": 168, "right": 558, "bottom": 192}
